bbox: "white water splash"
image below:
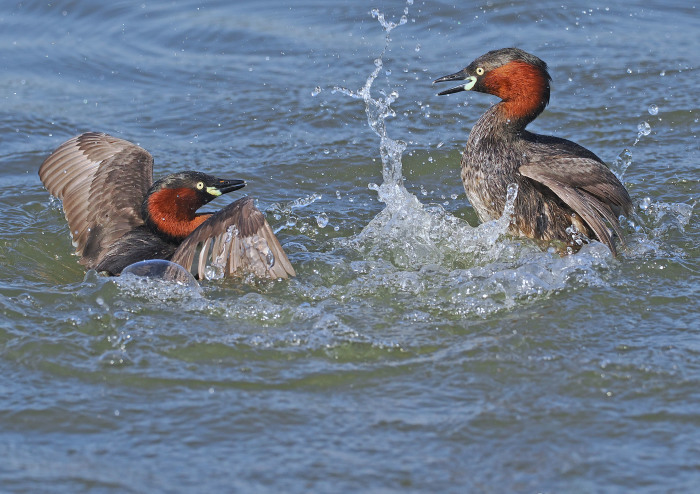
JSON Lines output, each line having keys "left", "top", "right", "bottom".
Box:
{"left": 634, "top": 121, "right": 651, "bottom": 145}
{"left": 332, "top": 12, "right": 408, "bottom": 203}
{"left": 332, "top": 3, "right": 523, "bottom": 270}
{"left": 611, "top": 148, "right": 633, "bottom": 181}
{"left": 332, "top": 3, "right": 437, "bottom": 238}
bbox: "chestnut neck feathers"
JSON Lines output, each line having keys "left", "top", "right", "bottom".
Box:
{"left": 483, "top": 59, "right": 551, "bottom": 128}
{"left": 144, "top": 187, "right": 210, "bottom": 242}
{"left": 142, "top": 172, "right": 217, "bottom": 243}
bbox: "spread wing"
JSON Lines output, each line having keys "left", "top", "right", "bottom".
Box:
{"left": 170, "top": 196, "right": 295, "bottom": 280}
{"left": 39, "top": 132, "right": 154, "bottom": 268}
{"left": 519, "top": 156, "right": 632, "bottom": 256}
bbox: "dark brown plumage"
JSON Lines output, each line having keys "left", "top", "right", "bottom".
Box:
{"left": 434, "top": 48, "right": 632, "bottom": 255}
{"left": 39, "top": 132, "right": 295, "bottom": 279}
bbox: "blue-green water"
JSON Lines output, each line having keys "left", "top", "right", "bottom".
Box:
{"left": 1, "top": 1, "right": 698, "bottom": 492}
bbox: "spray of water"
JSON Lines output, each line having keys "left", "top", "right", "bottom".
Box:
{"left": 332, "top": 3, "right": 519, "bottom": 268}
{"left": 332, "top": 6, "right": 411, "bottom": 207}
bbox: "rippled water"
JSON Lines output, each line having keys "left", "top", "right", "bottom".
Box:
{"left": 1, "top": 0, "right": 698, "bottom": 492}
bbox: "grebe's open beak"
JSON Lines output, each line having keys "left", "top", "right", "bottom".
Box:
{"left": 207, "top": 178, "right": 246, "bottom": 197}
{"left": 434, "top": 70, "right": 477, "bottom": 95}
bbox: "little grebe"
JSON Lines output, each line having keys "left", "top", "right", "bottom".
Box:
{"left": 434, "top": 47, "right": 632, "bottom": 255}
{"left": 39, "top": 132, "right": 295, "bottom": 278}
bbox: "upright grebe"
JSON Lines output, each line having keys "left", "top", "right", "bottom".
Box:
{"left": 39, "top": 132, "right": 295, "bottom": 278}
{"left": 434, "top": 47, "right": 632, "bottom": 255}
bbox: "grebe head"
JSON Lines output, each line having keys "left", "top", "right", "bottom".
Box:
{"left": 147, "top": 171, "right": 246, "bottom": 208}
{"left": 434, "top": 47, "right": 552, "bottom": 124}
{"left": 143, "top": 171, "right": 246, "bottom": 241}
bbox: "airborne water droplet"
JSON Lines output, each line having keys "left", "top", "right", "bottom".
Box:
{"left": 613, "top": 147, "right": 633, "bottom": 177}
{"left": 315, "top": 213, "right": 329, "bottom": 228}
{"left": 637, "top": 121, "right": 651, "bottom": 136}
{"left": 648, "top": 104, "right": 659, "bottom": 116}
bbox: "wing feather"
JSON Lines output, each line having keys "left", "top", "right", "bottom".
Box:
{"left": 39, "top": 132, "right": 154, "bottom": 268}
{"left": 171, "top": 196, "right": 295, "bottom": 280}
{"left": 520, "top": 156, "right": 632, "bottom": 256}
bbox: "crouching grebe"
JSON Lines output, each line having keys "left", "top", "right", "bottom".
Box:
{"left": 39, "top": 132, "right": 295, "bottom": 279}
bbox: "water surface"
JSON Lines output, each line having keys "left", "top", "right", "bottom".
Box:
{"left": 1, "top": 1, "right": 698, "bottom": 492}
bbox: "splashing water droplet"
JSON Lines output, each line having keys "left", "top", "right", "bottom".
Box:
{"left": 634, "top": 121, "right": 651, "bottom": 145}
{"left": 505, "top": 184, "right": 518, "bottom": 212}
{"left": 315, "top": 213, "right": 329, "bottom": 228}
{"left": 639, "top": 197, "right": 652, "bottom": 210}
{"left": 648, "top": 104, "right": 658, "bottom": 115}
{"left": 312, "top": 86, "right": 322, "bottom": 96}
{"left": 224, "top": 225, "right": 238, "bottom": 244}
{"left": 333, "top": 5, "right": 412, "bottom": 202}
{"left": 613, "top": 148, "right": 632, "bottom": 179}
{"left": 204, "top": 265, "right": 224, "bottom": 280}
